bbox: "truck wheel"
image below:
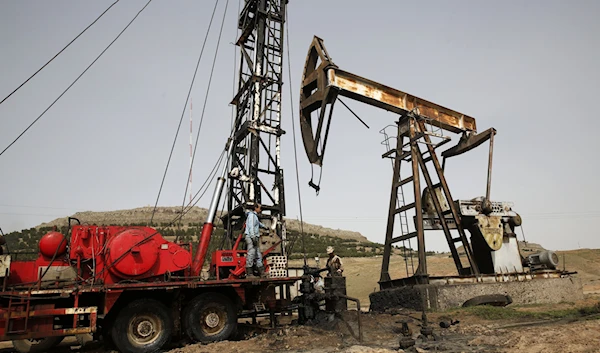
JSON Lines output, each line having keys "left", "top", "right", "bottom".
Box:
{"left": 12, "top": 336, "right": 63, "bottom": 353}
{"left": 184, "top": 292, "right": 237, "bottom": 343}
{"left": 111, "top": 299, "right": 172, "bottom": 353}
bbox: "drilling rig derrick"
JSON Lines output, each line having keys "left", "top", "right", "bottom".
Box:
{"left": 223, "top": 0, "right": 288, "bottom": 259}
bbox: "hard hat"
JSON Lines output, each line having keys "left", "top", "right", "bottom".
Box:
{"left": 326, "top": 246, "right": 334, "bottom": 254}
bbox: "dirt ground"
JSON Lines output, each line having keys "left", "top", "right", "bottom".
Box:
{"left": 162, "top": 297, "right": 600, "bottom": 353}
{"left": 2, "top": 252, "right": 600, "bottom": 353}
{"left": 2, "top": 298, "right": 600, "bottom": 353}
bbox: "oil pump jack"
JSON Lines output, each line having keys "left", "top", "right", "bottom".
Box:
{"left": 299, "top": 36, "right": 565, "bottom": 296}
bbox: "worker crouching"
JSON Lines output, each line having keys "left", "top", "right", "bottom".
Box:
{"left": 245, "top": 203, "right": 269, "bottom": 278}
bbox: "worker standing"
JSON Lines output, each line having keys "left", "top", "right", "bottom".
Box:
{"left": 245, "top": 203, "right": 269, "bottom": 278}
{"left": 326, "top": 246, "right": 343, "bottom": 276}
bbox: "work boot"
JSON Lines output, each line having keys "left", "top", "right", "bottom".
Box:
{"left": 246, "top": 266, "right": 256, "bottom": 278}
{"left": 257, "top": 266, "right": 267, "bottom": 278}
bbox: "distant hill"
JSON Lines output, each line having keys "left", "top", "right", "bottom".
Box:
{"left": 37, "top": 206, "right": 370, "bottom": 242}
{"left": 5, "top": 206, "right": 398, "bottom": 260}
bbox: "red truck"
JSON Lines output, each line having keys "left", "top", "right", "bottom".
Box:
{"left": 0, "top": 146, "right": 299, "bottom": 353}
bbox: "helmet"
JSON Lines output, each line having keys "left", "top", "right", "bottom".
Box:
{"left": 326, "top": 246, "right": 334, "bottom": 254}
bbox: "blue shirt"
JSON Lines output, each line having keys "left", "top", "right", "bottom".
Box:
{"left": 244, "top": 210, "right": 266, "bottom": 238}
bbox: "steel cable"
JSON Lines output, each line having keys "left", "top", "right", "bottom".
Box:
{"left": 181, "top": 0, "right": 230, "bottom": 212}
{"left": 0, "top": 0, "right": 119, "bottom": 107}
{"left": 284, "top": 11, "right": 308, "bottom": 266}
{"left": 0, "top": 0, "right": 152, "bottom": 158}
{"left": 87, "top": 148, "right": 226, "bottom": 283}
{"left": 150, "top": 0, "right": 220, "bottom": 224}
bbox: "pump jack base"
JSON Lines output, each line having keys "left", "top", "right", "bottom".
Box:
{"left": 370, "top": 275, "right": 583, "bottom": 312}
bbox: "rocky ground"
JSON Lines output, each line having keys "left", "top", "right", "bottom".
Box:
{"left": 2, "top": 298, "right": 600, "bottom": 353}
{"left": 158, "top": 303, "right": 600, "bottom": 353}
{"left": 2, "top": 251, "right": 599, "bottom": 353}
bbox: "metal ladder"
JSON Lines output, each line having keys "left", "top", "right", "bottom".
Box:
{"left": 408, "top": 116, "right": 478, "bottom": 276}
{"left": 379, "top": 115, "right": 479, "bottom": 286}
{"left": 6, "top": 292, "right": 32, "bottom": 334}
{"left": 380, "top": 126, "right": 414, "bottom": 278}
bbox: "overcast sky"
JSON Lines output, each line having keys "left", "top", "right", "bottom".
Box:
{"left": 1, "top": 0, "right": 599, "bottom": 252}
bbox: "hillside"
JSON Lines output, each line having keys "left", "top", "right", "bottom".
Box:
{"left": 5, "top": 205, "right": 599, "bottom": 305}
{"left": 6, "top": 206, "right": 399, "bottom": 261}
{"left": 37, "top": 206, "right": 369, "bottom": 242}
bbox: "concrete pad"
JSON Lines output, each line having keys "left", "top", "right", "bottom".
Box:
{"left": 369, "top": 276, "right": 583, "bottom": 311}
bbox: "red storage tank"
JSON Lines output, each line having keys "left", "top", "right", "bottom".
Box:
{"left": 105, "top": 228, "right": 159, "bottom": 278}
{"left": 39, "top": 231, "right": 67, "bottom": 258}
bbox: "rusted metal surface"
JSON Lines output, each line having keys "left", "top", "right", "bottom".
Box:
{"left": 299, "top": 36, "right": 338, "bottom": 166}
{"left": 473, "top": 215, "right": 503, "bottom": 251}
{"left": 416, "top": 147, "right": 464, "bottom": 273}
{"left": 419, "top": 120, "right": 480, "bottom": 276}
{"left": 0, "top": 306, "right": 97, "bottom": 340}
{"left": 1, "top": 327, "right": 94, "bottom": 341}
{"left": 300, "top": 36, "right": 477, "bottom": 166}
{"left": 486, "top": 131, "right": 495, "bottom": 204}
{"left": 379, "top": 116, "right": 482, "bottom": 289}
{"left": 409, "top": 119, "right": 427, "bottom": 277}
{"left": 3, "top": 276, "right": 299, "bottom": 297}
{"left": 327, "top": 68, "right": 477, "bottom": 133}
{"left": 0, "top": 306, "right": 96, "bottom": 320}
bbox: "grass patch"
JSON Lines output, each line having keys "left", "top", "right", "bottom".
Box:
{"left": 455, "top": 302, "right": 600, "bottom": 321}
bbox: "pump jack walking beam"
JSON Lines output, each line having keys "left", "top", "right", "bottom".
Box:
{"left": 300, "top": 36, "right": 494, "bottom": 287}
{"left": 300, "top": 36, "right": 477, "bottom": 167}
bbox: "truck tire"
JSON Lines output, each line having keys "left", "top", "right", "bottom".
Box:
{"left": 111, "top": 299, "right": 172, "bottom": 353}
{"left": 184, "top": 292, "right": 237, "bottom": 343}
{"left": 12, "top": 336, "right": 63, "bottom": 353}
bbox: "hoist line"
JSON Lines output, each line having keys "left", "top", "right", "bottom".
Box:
{"left": 284, "top": 10, "right": 308, "bottom": 267}
{"left": 150, "top": 0, "right": 220, "bottom": 225}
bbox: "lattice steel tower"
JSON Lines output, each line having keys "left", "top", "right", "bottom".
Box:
{"left": 222, "top": 0, "right": 288, "bottom": 255}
